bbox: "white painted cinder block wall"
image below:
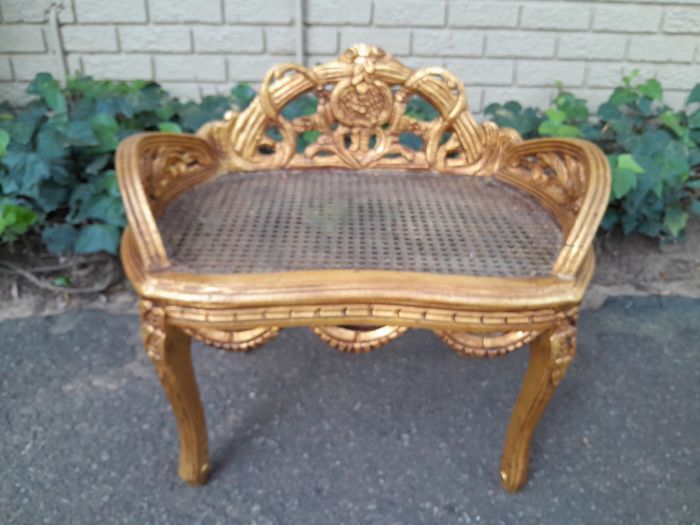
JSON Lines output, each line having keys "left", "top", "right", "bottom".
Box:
{"left": 0, "top": 0, "right": 698, "bottom": 113}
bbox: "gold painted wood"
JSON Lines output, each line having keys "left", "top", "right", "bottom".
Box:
{"left": 499, "top": 317, "right": 577, "bottom": 492}
{"left": 141, "top": 300, "right": 210, "bottom": 484}
{"left": 436, "top": 329, "right": 541, "bottom": 358}
{"left": 313, "top": 325, "right": 408, "bottom": 353}
{"left": 116, "top": 44, "right": 610, "bottom": 492}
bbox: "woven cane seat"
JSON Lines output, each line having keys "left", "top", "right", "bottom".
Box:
{"left": 157, "top": 169, "right": 563, "bottom": 277}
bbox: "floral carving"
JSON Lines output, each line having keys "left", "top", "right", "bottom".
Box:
{"left": 202, "top": 44, "right": 520, "bottom": 174}
{"left": 141, "top": 146, "right": 213, "bottom": 203}
{"left": 506, "top": 151, "right": 587, "bottom": 218}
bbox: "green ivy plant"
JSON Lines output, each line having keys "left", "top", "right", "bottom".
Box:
{"left": 0, "top": 127, "right": 37, "bottom": 243}
{"left": 487, "top": 73, "right": 700, "bottom": 241}
{"left": 0, "top": 74, "right": 255, "bottom": 255}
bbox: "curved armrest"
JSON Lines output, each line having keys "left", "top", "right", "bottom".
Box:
{"left": 499, "top": 138, "right": 611, "bottom": 279}
{"left": 116, "top": 133, "right": 220, "bottom": 271}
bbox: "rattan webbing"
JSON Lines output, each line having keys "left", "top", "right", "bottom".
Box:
{"left": 157, "top": 170, "right": 563, "bottom": 277}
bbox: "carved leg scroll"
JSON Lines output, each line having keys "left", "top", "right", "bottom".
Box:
{"left": 499, "top": 317, "right": 577, "bottom": 492}
{"left": 141, "top": 301, "right": 210, "bottom": 485}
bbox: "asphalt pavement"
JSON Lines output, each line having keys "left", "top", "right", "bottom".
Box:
{"left": 1, "top": 296, "right": 698, "bottom": 524}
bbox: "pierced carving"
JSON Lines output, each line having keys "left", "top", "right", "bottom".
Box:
{"left": 141, "top": 145, "right": 214, "bottom": 203}
{"left": 437, "top": 330, "right": 541, "bottom": 358}
{"left": 201, "top": 44, "right": 520, "bottom": 174}
{"left": 141, "top": 300, "right": 166, "bottom": 362}
{"left": 313, "top": 325, "right": 407, "bottom": 353}
{"left": 185, "top": 326, "right": 279, "bottom": 352}
{"left": 506, "top": 151, "right": 587, "bottom": 220}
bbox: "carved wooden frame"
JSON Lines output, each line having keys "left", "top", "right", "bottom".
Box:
{"left": 116, "top": 45, "right": 610, "bottom": 492}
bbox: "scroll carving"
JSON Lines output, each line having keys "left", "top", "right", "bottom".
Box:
{"left": 199, "top": 44, "right": 520, "bottom": 174}
{"left": 141, "top": 300, "right": 167, "bottom": 362}
{"left": 505, "top": 151, "right": 587, "bottom": 225}
{"left": 140, "top": 145, "right": 215, "bottom": 204}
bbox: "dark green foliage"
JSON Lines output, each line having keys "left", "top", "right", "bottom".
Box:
{"left": 484, "top": 73, "right": 700, "bottom": 241}
{"left": 0, "top": 72, "right": 698, "bottom": 254}
{"left": 0, "top": 74, "right": 256, "bottom": 254}
{"left": 484, "top": 101, "right": 544, "bottom": 139}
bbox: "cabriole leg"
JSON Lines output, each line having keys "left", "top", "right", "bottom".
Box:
{"left": 499, "top": 318, "right": 577, "bottom": 492}
{"left": 141, "top": 301, "right": 210, "bottom": 485}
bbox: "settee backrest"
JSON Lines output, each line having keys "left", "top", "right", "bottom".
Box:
{"left": 197, "top": 44, "right": 521, "bottom": 175}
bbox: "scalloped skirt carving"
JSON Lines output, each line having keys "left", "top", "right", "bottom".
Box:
{"left": 437, "top": 330, "right": 540, "bottom": 358}
{"left": 313, "top": 325, "right": 408, "bottom": 353}
{"left": 185, "top": 326, "right": 280, "bottom": 352}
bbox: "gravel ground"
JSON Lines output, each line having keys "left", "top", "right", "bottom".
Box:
{"left": 1, "top": 296, "right": 698, "bottom": 525}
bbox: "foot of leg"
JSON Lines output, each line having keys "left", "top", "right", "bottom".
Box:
{"left": 142, "top": 301, "right": 210, "bottom": 485}
{"left": 499, "top": 318, "right": 577, "bottom": 492}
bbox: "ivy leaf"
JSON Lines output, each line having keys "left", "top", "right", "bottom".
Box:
{"left": 609, "top": 87, "right": 636, "bottom": 106}
{"left": 42, "top": 223, "right": 78, "bottom": 254}
{"left": 90, "top": 113, "right": 119, "bottom": 152}
{"left": 2, "top": 151, "right": 51, "bottom": 194}
{"left": 157, "top": 122, "right": 182, "bottom": 133}
{"left": 663, "top": 206, "right": 688, "bottom": 237}
{"left": 635, "top": 97, "right": 653, "bottom": 117}
{"left": 687, "top": 84, "right": 700, "bottom": 105}
{"left": 36, "top": 126, "right": 67, "bottom": 160}
{"left": 0, "top": 202, "right": 36, "bottom": 242}
{"left": 74, "top": 223, "right": 120, "bottom": 254}
{"left": 638, "top": 79, "right": 662, "bottom": 101}
{"left": 612, "top": 168, "right": 638, "bottom": 199}
{"left": 96, "top": 95, "right": 135, "bottom": 119}
{"left": 27, "top": 73, "right": 67, "bottom": 114}
{"left": 617, "top": 154, "right": 645, "bottom": 174}
{"left": 688, "top": 109, "right": 700, "bottom": 130}
{"left": 81, "top": 194, "right": 125, "bottom": 227}
{"left": 659, "top": 111, "right": 686, "bottom": 138}
{"left": 544, "top": 108, "right": 566, "bottom": 126}
{"left": 231, "top": 83, "right": 256, "bottom": 110}
{"left": 66, "top": 120, "right": 98, "bottom": 146}
{"left": 539, "top": 121, "right": 582, "bottom": 137}
{"left": 84, "top": 154, "right": 111, "bottom": 175}
{"left": 101, "top": 170, "right": 121, "bottom": 197}
{"left": 610, "top": 154, "right": 643, "bottom": 199}
{"left": 36, "top": 182, "right": 70, "bottom": 212}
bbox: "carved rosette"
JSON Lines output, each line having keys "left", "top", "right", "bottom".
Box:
{"left": 437, "top": 330, "right": 541, "bottom": 358}
{"left": 313, "top": 325, "right": 407, "bottom": 353}
{"left": 141, "top": 300, "right": 167, "bottom": 362}
{"left": 184, "top": 326, "right": 280, "bottom": 352}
